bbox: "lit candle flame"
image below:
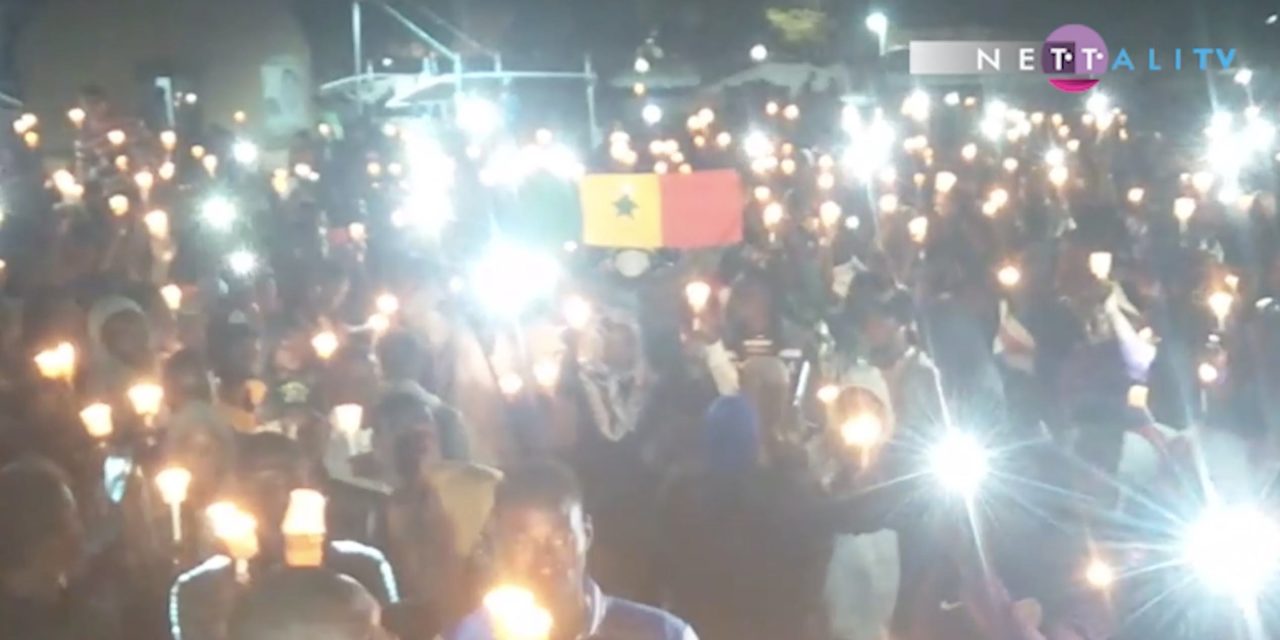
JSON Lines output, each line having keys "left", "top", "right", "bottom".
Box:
{"left": 1089, "top": 252, "right": 1113, "bottom": 280}
{"left": 483, "top": 585, "right": 554, "bottom": 640}
{"left": 79, "top": 402, "right": 113, "bottom": 439}
{"left": 841, "top": 413, "right": 884, "bottom": 448}
{"left": 312, "top": 331, "right": 339, "bottom": 360}
{"left": 997, "top": 264, "right": 1022, "bottom": 288}
{"left": 160, "top": 284, "right": 183, "bottom": 312}
{"left": 685, "top": 281, "right": 713, "bottom": 314}
{"left": 34, "top": 342, "right": 76, "bottom": 382}
{"left": 127, "top": 382, "right": 165, "bottom": 421}
{"left": 562, "top": 295, "right": 593, "bottom": 331}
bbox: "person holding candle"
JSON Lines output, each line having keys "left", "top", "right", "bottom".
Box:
{"left": 207, "top": 313, "right": 267, "bottom": 434}
{"left": 169, "top": 434, "right": 399, "bottom": 640}
{"left": 163, "top": 349, "right": 236, "bottom": 511}
{"left": 448, "top": 461, "right": 697, "bottom": 640}
{"left": 84, "top": 295, "right": 155, "bottom": 400}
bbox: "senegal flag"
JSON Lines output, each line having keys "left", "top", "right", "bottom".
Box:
{"left": 578, "top": 170, "right": 744, "bottom": 249}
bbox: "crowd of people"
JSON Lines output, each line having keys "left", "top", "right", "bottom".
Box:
{"left": 0, "top": 69, "right": 1278, "bottom": 640}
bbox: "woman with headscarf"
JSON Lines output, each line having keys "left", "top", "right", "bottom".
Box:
{"left": 84, "top": 294, "right": 155, "bottom": 401}
{"left": 659, "top": 395, "right": 866, "bottom": 640}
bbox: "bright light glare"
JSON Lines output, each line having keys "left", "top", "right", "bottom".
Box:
{"left": 226, "top": 250, "right": 258, "bottom": 277}
{"left": 750, "top": 44, "right": 768, "bottom": 62}
{"left": 843, "top": 115, "right": 895, "bottom": 181}
{"left": 456, "top": 95, "right": 503, "bottom": 138}
{"left": 1234, "top": 68, "right": 1254, "bottom": 86}
{"left": 202, "top": 196, "right": 237, "bottom": 230}
{"left": 1085, "top": 92, "right": 1110, "bottom": 116}
{"left": 1184, "top": 505, "right": 1280, "bottom": 601}
{"left": 642, "top": 103, "right": 663, "bottom": 125}
{"left": 1085, "top": 558, "right": 1116, "bottom": 589}
{"left": 865, "top": 12, "right": 888, "bottom": 36}
{"left": 232, "top": 140, "right": 258, "bottom": 165}
{"left": 468, "top": 241, "right": 561, "bottom": 318}
{"left": 930, "top": 431, "right": 990, "bottom": 498}
{"left": 743, "top": 131, "right": 774, "bottom": 159}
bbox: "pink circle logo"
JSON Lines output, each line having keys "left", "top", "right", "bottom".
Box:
{"left": 1043, "top": 24, "right": 1108, "bottom": 93}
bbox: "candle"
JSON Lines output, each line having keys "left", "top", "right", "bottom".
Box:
{"left": 684, "top": 281, "right": 713, "bottom": 314}
{"left": 498, "top": 373, "right": 525, "bottom": 398}
{"left": 816, "top": 384, "right": 841, "bottom": 405}
{"left": 484, "top": 585, "right": 554, "bottom": 640}
{"left": 34, "top": 342, "right": 76, "bottom": 383}
{"left": 375, "top": 293, "right": 399, "bottom": 316}
{"left": 311, "top": 331, "right": 339, "bottom": 360}
{"left": 128, "top": 382, "right": 164, "bottom": 425}
{"left": 878, "top": 194, "right": 899, "bottom": 215}
{"left": 1198, "top": 362, "right": 1219, "bottom": 385}
{"left": 1048, "top": 165, "right": 1069, "bottom": 188}
{"left": 908, "top": 216, "right": 929, "bottom": 244}
{"left": 160, "top": 130, "right": 177, "bottom": 152}
{"left": 158, "top": 161, "right": 176, "bottom": 182}
{"left": 367, "top": 314, "right": 390, "bottom": 334}
{"left": 934, "top": 171, "right": 957, "bottom": 194}
{"left": 1127, "top": 385, "right": 1149, "bottom": 410}
{"left": 67, "top": 108, "right": 86, "bottom": 128}
{"left": 997, "top": 264, "right": 1022, "bottom": 288}
{"left": 1089, "top": 252, "right": 1112, "bottom": 281}
{"left": 79, "top": 402, "right": 113, "bottom": 439}
{"left": 819, "top": 201, "right": 843, "bottom": 230}
{"left": 160, "top": 284, "right": 183, "bottom": 311}
{"left": 331, "top": 404, "right": 364, "bottom": 453}
{"left": 207, "top": 502, "right": 258, "bottom": 582}
{"left": 1208, "top": 291, "right": 1233, "bottom": 329}
{"left": 1126, "top": 187, "right": 1145, "bottom": 205}
{"left": 533, "top": 358, "right": 561, "bottom": 390}
{"left": 561, "top": 295, "right": 593, "bottom": 331}
{"left": 841, "top": 413, "right": 884, "bottom": 448}
{"left": 107, "top": 129, "right": 126, "bottom": 147}
{"left": 282, "top": 489, "right": 327, "bottom": 567}
{"left": 108, "top": 194, "right": 130, "bottom": 216}
{"left": 155, "top": 467, "right": 192, "bottom": 543}
{"left": 753, "top": 185, "right": 772, "bottom": 203}
{"left": 1174, "top": 197, "right": 1197, "bottom": 228}
{"left": 144, "top": 209, "right": 169, "bottom": 239}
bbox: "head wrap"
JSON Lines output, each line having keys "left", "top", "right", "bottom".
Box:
{"left": 703, "top": 395, "right": 761, "bottom": 475}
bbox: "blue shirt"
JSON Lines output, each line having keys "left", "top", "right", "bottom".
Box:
{"left": 447, "top": 581, "right": 698, "bottom": 640}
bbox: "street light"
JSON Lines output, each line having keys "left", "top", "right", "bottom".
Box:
{"left": 866, "top": 12, "right": 889, "bottom": 56}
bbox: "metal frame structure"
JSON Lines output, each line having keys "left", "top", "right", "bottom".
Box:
{"left": 328, "top": 0, "right": 600, "bottom": 142}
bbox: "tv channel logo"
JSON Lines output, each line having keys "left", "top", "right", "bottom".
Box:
{"left": 910, "top": 24, "right": 1110, "bottom": 93}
